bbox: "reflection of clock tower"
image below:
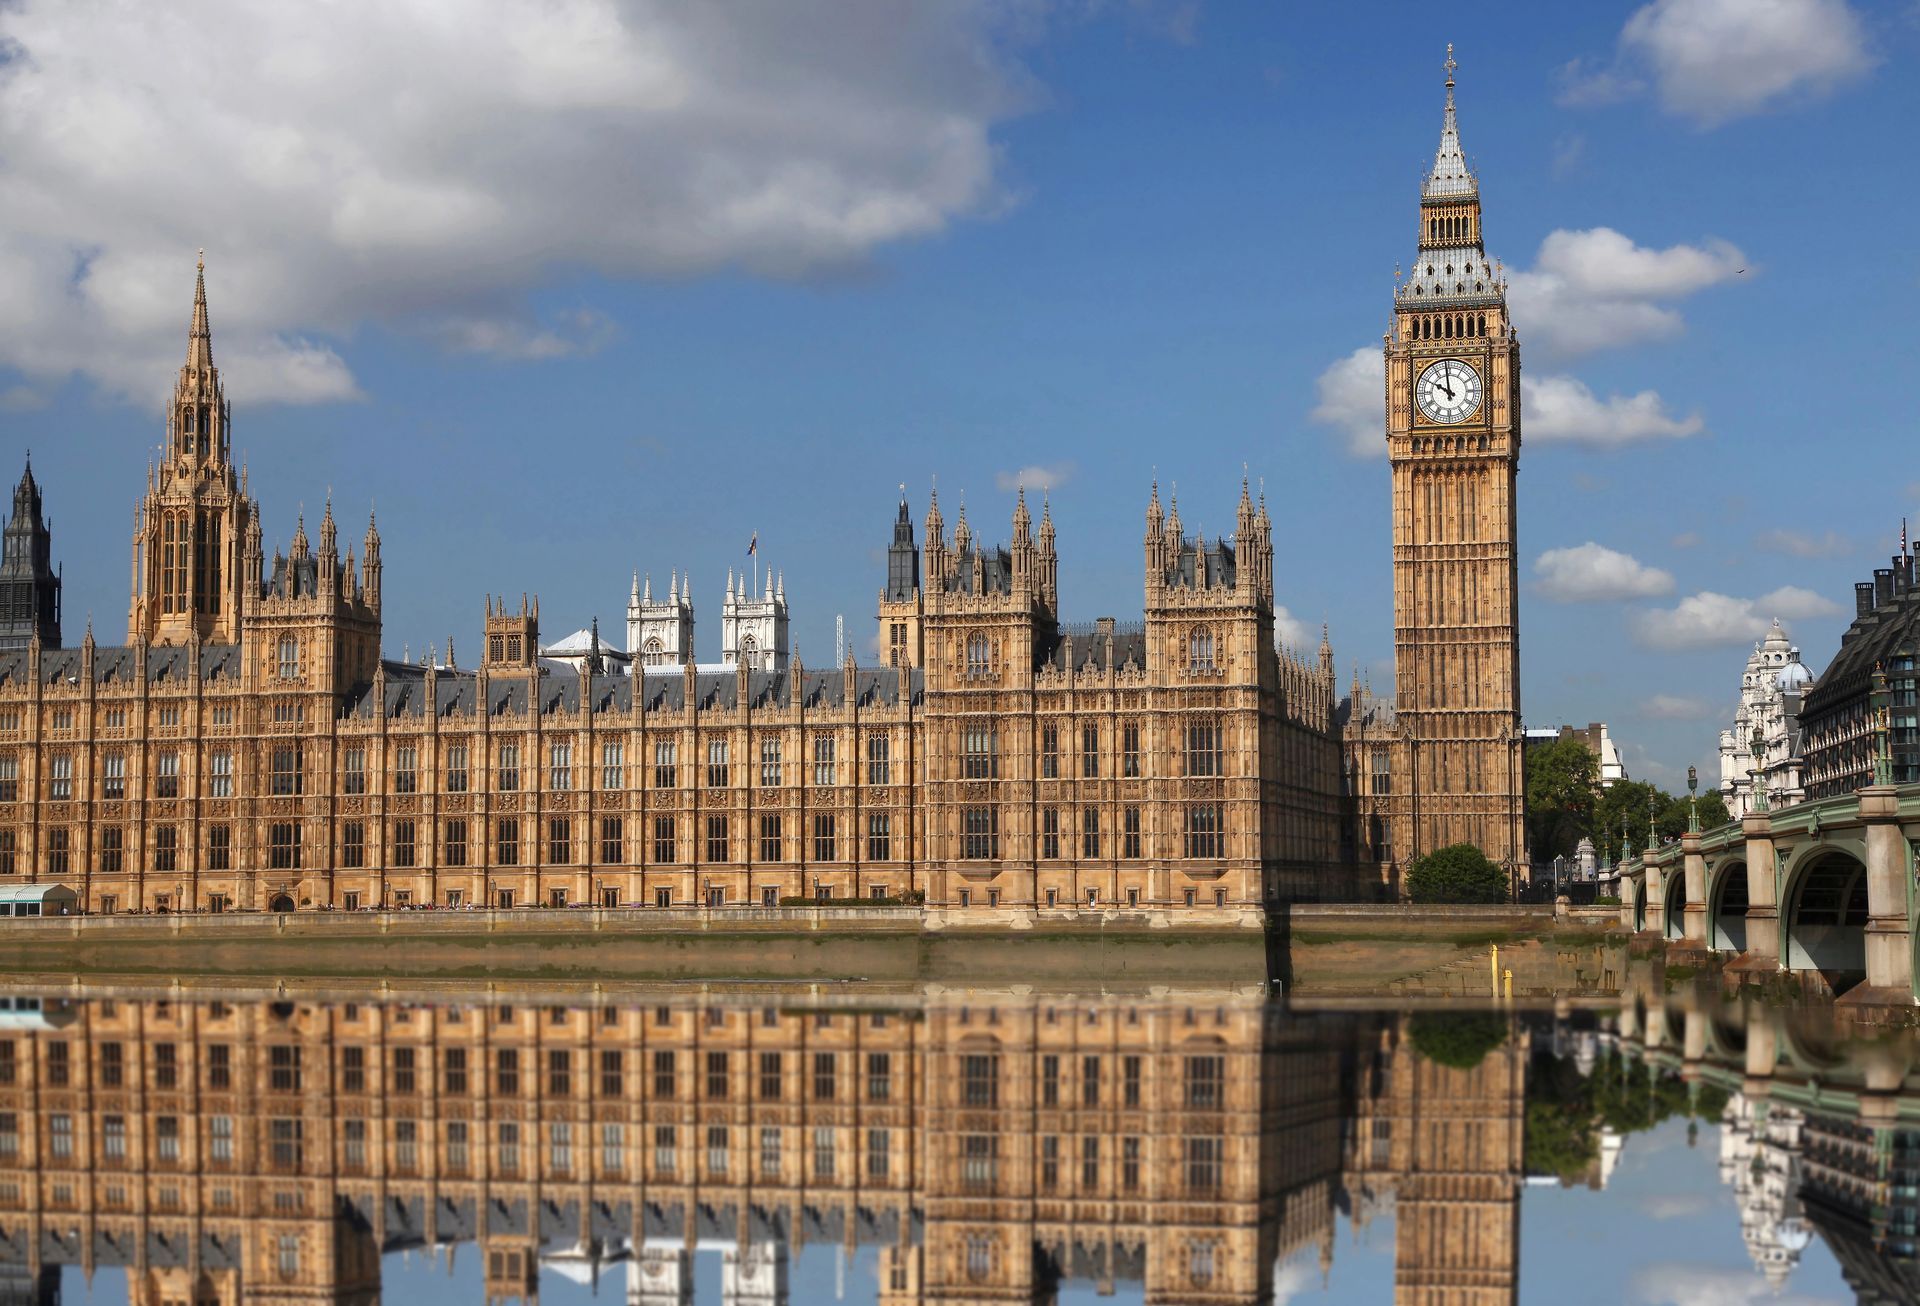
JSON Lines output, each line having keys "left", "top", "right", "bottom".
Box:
{"left": 1386, "top": 47, "right": 1525, "bottom": 879}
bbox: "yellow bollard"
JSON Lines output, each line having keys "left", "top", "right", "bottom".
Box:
{"left": 1503, "top": 968, "right": 1513, "bottom": 1001}
{"left": 1490, "top": 944, "right": 1500, "bottom": 998}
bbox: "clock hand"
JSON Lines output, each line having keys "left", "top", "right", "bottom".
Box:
{"left": 1439, "top": 378, "right": 1456, "bottom": 400}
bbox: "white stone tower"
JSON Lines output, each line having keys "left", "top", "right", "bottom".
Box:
{"left": 722, "top": 1242, "right": 789, "bottom": 1306}
{"left": 628, "top": 1246, "right": 693, "bottom": 1306}
{"left": 722, "top": 567, "right": 788, "bottom": 672}
{"left": 628, "top": 570, "right": 695, "bottom": 669}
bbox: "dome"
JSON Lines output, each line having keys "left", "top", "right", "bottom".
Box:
{"left": 1773, "top": 1220, "right": 1812, "bottom": 1253}
{"left": 1776, "top": 661, "right": 1812, "bottom": 692}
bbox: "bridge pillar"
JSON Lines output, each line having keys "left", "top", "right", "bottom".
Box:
{"left": 1731, "top": 811, "right": 1781, "bottom": 974}
{"left": 1741, "top": 1008, "right": 1777, "bottom": 1102}
{"left": 1643, "top": 860, "right": 1667, "bottom": 940}
{"left": 1681, "top": 832, "right": 1708, "bottom": 945}
{"left": 1840, "top": 785, "right": 1915, "bottom": 1011}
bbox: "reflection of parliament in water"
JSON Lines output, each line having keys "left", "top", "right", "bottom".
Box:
{"left": 0, "top": 991, "right": 1531, "bottom": 1305}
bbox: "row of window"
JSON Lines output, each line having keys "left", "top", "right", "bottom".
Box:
{"left": 1, "top": 1041, "right": 1222, "bottom": 1108}
{"left": 0, "top": 1111, "right": 907, "bottom": 1186}
{"left": 0, "top": 717, "right": 1231, "bottom": 802}
{"left": 965, "top": 804, "right": 1223, "bottom": 861}
{"left": 0, "top": 803, "right": 1229, "bottom": 876}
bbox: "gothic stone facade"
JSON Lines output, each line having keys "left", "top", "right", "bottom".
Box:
{"left": 1345, "top": 52, "right": 1526, "bottom": 886}
{"left": 0, "top": 990, "right": 1359, "bottom": 1305}
{"left": 0, "top": 268, "right": 1345, "bottom": 917}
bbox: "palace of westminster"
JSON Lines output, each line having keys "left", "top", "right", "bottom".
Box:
{"left": 0, "top": 60, "right": 1522, "bottom": 916}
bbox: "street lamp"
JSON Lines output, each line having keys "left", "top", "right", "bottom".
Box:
{"left": 1748, "top": 724, "right": 1768, "bottom": 814}
{"left": 1687, "top": 765, "right": 1699, "bottom": 833}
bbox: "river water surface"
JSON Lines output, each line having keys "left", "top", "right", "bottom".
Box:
{"left": 0, "top": 984, "right": 1907, "bottom": 1304}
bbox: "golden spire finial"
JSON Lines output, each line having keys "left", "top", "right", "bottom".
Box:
{"left": 1444, "top": 43, "right": 1456, "bottom": 89}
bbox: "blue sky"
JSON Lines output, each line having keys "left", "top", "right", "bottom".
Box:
{"left": 53, "top": 1116, "right": 1855, "bottom": 1305}
{"left": 1, "top": 0, "right": 1916, "bottom": 788}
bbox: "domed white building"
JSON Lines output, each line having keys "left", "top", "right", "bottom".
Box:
{"left": 1719, "top": 619, "right": 1811, "bottom": 818}
{"left": 1717, "top": 1094, "right": 1811, "bottom": 1290}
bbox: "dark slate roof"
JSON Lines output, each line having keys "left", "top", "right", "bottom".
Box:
{"left": 268, "top": 553, "right": 321, "bottom": 599}
{"left": 945, "top": 542, "right": 1013, "bottom": 594}
{"left": 1803, "top": 587, "right": 1920, "bottom": 722}
{"left": 1163, "top": 535, "right": 1236, "bottom": 589}
{"left": 346, "top": 663, "right": 923, "bottom": 719}
{"left": 1041, "top": 625, "right": 1147, "bottom": 674}
{"left": 0, "top": 641, "right": 242, "bottom": 689}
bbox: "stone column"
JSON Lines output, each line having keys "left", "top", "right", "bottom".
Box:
{"left": 1681, "top": 832, "right": 1708, "bottom": 944}
{"left": 1850, "top": 785, "right": 1913, "bottom": 1006}
{"left": 1644, "top": 859, "right": 1667, "bottom": 939}
{"left": 1741, "top": 1008, "right": 1777, "bottom": 1103}
{"left": 1737, "top": 811, "right": 1780, "bottom": 972}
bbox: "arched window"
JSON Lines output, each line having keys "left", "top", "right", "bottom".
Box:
{"left": 645, "top": 637, "right": 665, "bottom": 667}
{"left": 278, "top": 637, "right": 299, "bottom": 679}
{"left": 742, "top": 633, "right": 759, "bottom": 670}
{"left": 965, "top": 633, "right": 991, "bottom": 677}
{"left": 1189, "top": 629, "right": 1215, "bottom": 673}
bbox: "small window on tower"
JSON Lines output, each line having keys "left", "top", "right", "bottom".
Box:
{"left": 277, "top": 638, "right": 298, "bottom": 679}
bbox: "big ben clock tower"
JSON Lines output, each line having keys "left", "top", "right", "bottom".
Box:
{"left": 1387, "top": 47, "right": 1526, "bottom": 880}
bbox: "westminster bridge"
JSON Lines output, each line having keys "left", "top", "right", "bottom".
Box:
{"left": 1611, "top": 780, "right": 1920, "bottom": 1010}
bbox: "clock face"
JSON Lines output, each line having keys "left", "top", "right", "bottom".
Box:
{"left": 1415, "top": 358, "right": 1481, "bottom": 424}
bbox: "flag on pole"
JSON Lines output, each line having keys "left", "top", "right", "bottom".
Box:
{"left": 746, "top": 531, "right": 758, "bottom": 558}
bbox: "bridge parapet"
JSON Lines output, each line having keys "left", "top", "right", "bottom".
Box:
{"left": 1609, "top": 782, "right": 1920, "bottom": 1006}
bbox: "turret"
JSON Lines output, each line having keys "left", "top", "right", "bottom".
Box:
{"left": 129, "top": 256, "right": 257, "bottom": 644}
{"left": 0, "top": 456, "right": 62, "bottom": 650}
{"left": 361, "top": 509, "right": 382, "bottom": 613}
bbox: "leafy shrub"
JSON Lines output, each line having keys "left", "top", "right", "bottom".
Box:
{"left": 1407, "top": 1012, "right": 1508, "bottom": 1070}
{"left": 1406, "top": 843, "right": 1507, "bottom": 904}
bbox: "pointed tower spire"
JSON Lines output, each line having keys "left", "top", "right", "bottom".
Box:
{"left": 1012, "top": 485, "right": 1031, "bottom": 539}
{"left": 1423, "top": 44, "right": 1476, "bottom": 200}
{"left": 185, "top": 249, "right": 214, "bottom": 371}
{"left": 1146, "top": 480, "right": 1163, "bottom": 537}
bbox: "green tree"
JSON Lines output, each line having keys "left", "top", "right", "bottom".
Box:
{"left": 1594, "top": 780, "right": 1665, "bottom": 856}
{"left": 1525, "top": 737, "right": 1600, "bottom": 860}
{"left": 1407, "top": 1012, "right": 1509, "bottom": 1070}
{"left": 1523, "top": 1053, "right": 1601, "bottom": 1181}
{"left": 1406, "top": 842, "right": 1508, "bottom": 904}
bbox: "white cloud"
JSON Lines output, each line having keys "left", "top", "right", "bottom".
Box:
{"left": 1274, "top": 605, "right": 1311, "bottom": 653}
{"left": 1632, "top": 586, "right": 1841, "bottom": 650}
{"left": 1507, "top": 227, "right": 1746, "bottom": 359}
{"left": 0, "top": 0, "right": 1035, "bottom": 404}
{"left": 0, "top": 385, "right": 46, "bottom": 413}
{"left": 1315, "top": 225, "right": 1737, "bottom": 454}
{"left": 994, "top": 462, "right": 1074, "bottom": 493}
{"left": 1309, "top": 346, "right": 1384, "bottom": 457}
{"left": 1523, "top": 375, "right": 1702, "bottom": 447}
{"left": 1555, "top": 58, "right": 1644, "bottom": 109}
{"left": 1271, "top": 1257, "right": 1318, "bottom": 1306}
{"left": 1535, "top": 542, "right": 1675, "bottom": 602}
{"left": 1620, "top": 0, "right": 1873, "bottom": 127}
{"left": 1637, "top": 1193, "right": 1714, "bottom": 1219}
{"left": 1639, "top": 693, "right": 1715, "bottom": 720}
{"left": 1756, "top": 528, "right": 1851, "bottom": 558}
{"left": 428, "top": 309, "right": 617, "bottom": 362}
{"left": 1314, "top": 353, "right": 1698, "bottom": 456}
{"left": 1631, "top": 1261, "right": 1846, "bottom": 1306}
{"left": 1550, "top": 132, "right": 1588, "bottom": 178}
